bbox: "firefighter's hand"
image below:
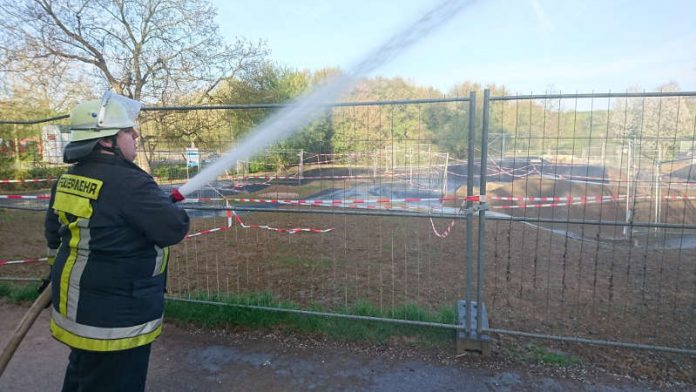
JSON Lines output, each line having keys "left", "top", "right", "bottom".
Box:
{"left": 170, "top": 188, "right": 185, "bottom": 203}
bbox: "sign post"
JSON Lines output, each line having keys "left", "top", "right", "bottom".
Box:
{"left": 185, "top": 147, "right": 199, "bottom": 179}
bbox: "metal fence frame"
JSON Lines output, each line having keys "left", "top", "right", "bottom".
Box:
{"left": 1, "top": 90, "right": 695, "bottom": 356}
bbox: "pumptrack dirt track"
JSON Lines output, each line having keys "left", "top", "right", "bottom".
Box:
{"left": 0, "top": 203, "right": 694, "bottom": 388}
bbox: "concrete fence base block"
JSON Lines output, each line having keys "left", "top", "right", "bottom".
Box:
{"left": 456, "top": 300, "right": 492, "bottom": 357}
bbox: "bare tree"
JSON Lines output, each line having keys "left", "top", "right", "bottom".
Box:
{"left": 0, "top": 0, "right": 269, "bottom": 171}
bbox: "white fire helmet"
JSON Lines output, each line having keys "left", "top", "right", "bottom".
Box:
{"left": 69, "top": 91, "right": 143, "bottom": 142}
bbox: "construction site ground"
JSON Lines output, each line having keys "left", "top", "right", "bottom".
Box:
{"left": 1, "top": 170, "right": 694, "bottom": 390}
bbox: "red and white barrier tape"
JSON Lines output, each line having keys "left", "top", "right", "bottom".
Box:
{"left": 185, "top": 208, "right": 333, "bottom": 237}
{"left": 4, "top": 215, "right": 331, "bottom": 266}
{"left": 0, "top": 195, "right": 51, "bottom": 200}
{"left": 0, "top": 178, "right": 55, "bottom": 184}
{"left": 665, "top": 195, "right": 696, "bottom": 200}
{"left": 230, "top": 211, "right": 333, "bottom": 234}
{"left": 0, "top": 257, "right": 46, "bottom": 266}
{"left": 186, "top": 226, "right": 231, "bottom": 238}
{"left": 4, "top": 193, "right": 696, "bottom": 204}
{"left": 184, "top": 196, "right": 463, "bottom": 205}
{"left": 230, "top": 174, "right": 410, "bottom": 181}
{"left": 430, "top": 218, "right": 456, "bottom": 239}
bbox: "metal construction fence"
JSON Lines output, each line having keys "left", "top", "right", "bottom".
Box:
{"left": 1, "top": 90, "right": 695, "bottom": 355}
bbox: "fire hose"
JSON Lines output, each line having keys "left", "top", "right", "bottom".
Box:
{"left": 0, "top": 284, "right": 52, "bottom": 377}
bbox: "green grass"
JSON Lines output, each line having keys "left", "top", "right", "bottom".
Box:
{"left": 165, "top": 292, "right": 456, "bottom": 346}
{"left": 0, "top": 283, "right": 455, "bottom": 347}
{"left": 0, "top": 282, "right": 41, "bottom": 303}
{"left": 504, "top": 342, "right": 581, "bottom": 367}
{"left": 0, "top": 284, "right": 581, "bottom": 367}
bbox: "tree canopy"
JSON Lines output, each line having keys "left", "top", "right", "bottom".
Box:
{"left": 0, "top": 0, "right": 269, "bottom": 103}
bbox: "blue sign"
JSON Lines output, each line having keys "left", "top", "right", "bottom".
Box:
{"left": 185, "top": 148, "right": 199, "bottom": 168}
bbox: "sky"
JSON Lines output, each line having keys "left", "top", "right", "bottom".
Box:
{"left": 211, "top": 0, "right": 695, "bottom": 94}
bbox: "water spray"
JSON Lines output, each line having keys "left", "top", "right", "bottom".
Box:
{"left": 172, "top": 0, "right": 474, "bottom": 201}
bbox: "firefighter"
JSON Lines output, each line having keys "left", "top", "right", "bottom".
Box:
{"left": 44, "top": 92, "right": 190, "bottom": 392}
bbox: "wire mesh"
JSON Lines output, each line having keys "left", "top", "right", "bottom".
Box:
{"left": 484, "top": 91, "right": 696, "bottom": 351}
{"left": 1, "top": 92, "right": 694, "bottom": 353}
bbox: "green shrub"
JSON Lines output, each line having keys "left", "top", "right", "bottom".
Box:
{"left": 27, "top": 165, "right": 68, "bottom": 179}
{"left": 151, "top": 163, "right": 190, "bottom": 180}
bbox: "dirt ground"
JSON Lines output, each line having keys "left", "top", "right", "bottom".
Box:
{"left": 1, "top": 173, "right": 695, "bottom": 387}
{"left": 0, "top": 299, "right": 688, "bottom": 391}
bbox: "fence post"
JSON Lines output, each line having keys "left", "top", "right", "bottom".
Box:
{"left": 457, "top": 90, "right": 491, "bottom": 356}
{"left": 654, "top": 147, "right": 662, "bottom": 233}
{"left": 477, "top": 89, "right": 490, "bottom": 338}
{"left": 442, "top": 153, "right": 449, "bottom": 195}
{"left": 12, "top": 124, "right": 20, "bottom": 168}
{"left": 624, "top": 139, "right": 632, "bottom": 238}
{"left": 298, "top": 149, "right": 304, "bottom": 184}
{"left": 465, "top": 91, "right": 476, "bottom": 338}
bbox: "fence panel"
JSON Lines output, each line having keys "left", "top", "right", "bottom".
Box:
{"left": 1, "top": 92, "right": 694, "bottom": 354}
{"left": 483, "top": 92, "right": 696, "bottom": 351}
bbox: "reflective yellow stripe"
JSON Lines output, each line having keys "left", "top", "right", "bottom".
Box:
{"left": 152, "top": 246, "right": 170, "bottom": 276}
{"left": 57, "top": 211, "right": 69, "bottom": 226}
{"left": 56, "top": 174, "right": 103, "bottom": 200}
{"left": 53, "top": 192, "right": 92, "bottom": 218}
{"left": 47, "top": 248, "right": 58, "bottom": 266}
{"left": 50, "top": 319, "right": 162, "bottom": 352}
{"left": 160, "top": 247, "right": 169, "bottom": 275}
{"left": 59, "top": 220, "right": 81, "bottom": 316}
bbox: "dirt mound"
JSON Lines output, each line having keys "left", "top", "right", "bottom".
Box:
{"left": 303, "top": 167, "right": 373, "bottom": 178}
{"left": 490, "top": 176, "right": 618, "bottom": 199}
{"left": 478, "top": 176, "right": 696, "bottom": 225}
{"left": 257, "top": 192, "right": 300, "bottom": 199}
{"left": 669, "top": 162, "right": 696, "bottom": 181}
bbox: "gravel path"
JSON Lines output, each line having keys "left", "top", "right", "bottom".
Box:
{"left": 0, "top": 300, "right": 682, "bottom": 392}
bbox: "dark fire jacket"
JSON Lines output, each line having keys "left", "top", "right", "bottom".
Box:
{"left": 45, "top": 153, "right": 190, "bottom": 351}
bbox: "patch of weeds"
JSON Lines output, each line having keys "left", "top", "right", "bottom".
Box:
{"left": 0, "top": 282, "right": 40, "bottom": 303}
{"left": 505, "top": 342, "right": 581, "bottom": 367}
{"left": 165, "top": 293, "right": 455, "bottom": 347}
{"left": 437, "top": 305, "right": 457, "bottom": 324}
{"left": 0, "top": 284, "right": 11, "bottom": 297}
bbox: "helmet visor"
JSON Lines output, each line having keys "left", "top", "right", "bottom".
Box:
{"left": 97, "top": 91, "right": 143, "bottom": 129}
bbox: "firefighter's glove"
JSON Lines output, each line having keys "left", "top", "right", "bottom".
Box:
{"left": 170, "top": 188, "right": 185, "bottom": 203}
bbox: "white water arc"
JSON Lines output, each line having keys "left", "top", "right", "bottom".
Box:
{"left": 178, "top": 0, "right": 474, "bottom": 197}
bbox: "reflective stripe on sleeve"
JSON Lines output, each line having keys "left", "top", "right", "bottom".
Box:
{"left": 153, "top": 246, "right": 163, "bottom": 276}
{"left": 47, "top": 248, "right": 58, "bottom": 266}
{"left": 152, "top": 246, "right": 169, "bottom": 276}
{"left": 161, "top": 247, "right": 169, "bottom": 275}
